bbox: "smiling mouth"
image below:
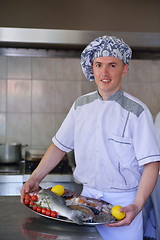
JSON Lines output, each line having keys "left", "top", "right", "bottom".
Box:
{"left": 101, "top": 79, "right": 111, "bottom": 83}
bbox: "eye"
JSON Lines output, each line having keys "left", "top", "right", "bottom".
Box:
{"left": 95, "top": 62, "right": 101, "bottom": 68}
{"left": 111, "top": 64, "right": 116, "bottom": 68}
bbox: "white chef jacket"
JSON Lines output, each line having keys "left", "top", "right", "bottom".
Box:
{"left": 52, "top": 89, "right": 160, "bottom": 192}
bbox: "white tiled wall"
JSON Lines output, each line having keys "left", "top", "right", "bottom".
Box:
{"left": 0, "top": 56, "right": 96, "bottom": 150}
{"left": 122, "top": 60, "right": 160, "bottom": 117}
{"left": 0, "top": 56, "right": 159, "bottom": 151}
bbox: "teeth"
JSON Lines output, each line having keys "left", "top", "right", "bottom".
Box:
{"left": 102, "top": 80, "right": 110, "bottom": 82}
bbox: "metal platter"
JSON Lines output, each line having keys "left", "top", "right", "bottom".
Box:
{"left": 25, "top": 204, "right": 117, "bottom": 226}
{"left": 26, "top": 205, "right": 106, "bottom": 226}
{"left": 23, "top": 188, "right": 118, "bottom": 226}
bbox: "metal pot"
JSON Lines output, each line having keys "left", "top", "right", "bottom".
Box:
{"left": 0, "top": 143, "right": 27, "bottom": 164}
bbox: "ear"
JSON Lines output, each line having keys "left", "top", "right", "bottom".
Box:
{"left": 122, "top": 64, "right": 129, "bottom": 78}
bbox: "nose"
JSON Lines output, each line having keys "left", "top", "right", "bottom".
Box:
{"left": 101, "top": 66, "right": 109, "bottom": 75}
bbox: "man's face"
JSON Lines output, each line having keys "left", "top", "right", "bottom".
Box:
{"left": 92, "top": 56, "right": 128, "bottom": 100}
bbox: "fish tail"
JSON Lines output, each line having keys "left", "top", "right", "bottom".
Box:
{"left": 70, "top": 211, "right": 83, "bottom": 225}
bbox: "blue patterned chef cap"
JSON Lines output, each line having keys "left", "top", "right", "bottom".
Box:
{"left": 81, "top": 36, "right": 132, "bottom": 81}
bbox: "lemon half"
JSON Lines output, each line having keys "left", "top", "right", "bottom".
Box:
{"left": 111, "top": 205, "right": 126, "bottom": 220}
{"left": 51, "top": 185, "right": 65, "bottom": 196}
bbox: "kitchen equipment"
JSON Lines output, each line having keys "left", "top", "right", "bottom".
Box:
{"left": 0, "top": 163, "right": 22, "bottom": 174}
{"left": 25, "top": 149, "right": 44, "bottom": 161}
{"left": 0, "top": 143, "right": 27, "bottom": 164}
{"left": 25, "top": 149, "right": 44, "bottom": 174}
{"left": 25, "top": 149, "right": 72, "bottom": 174}
{"left": 67, "top": 150, "right": 76, "bottom": 172}
{"left": 50, "top": 154, "right": 72, "bottom": 174}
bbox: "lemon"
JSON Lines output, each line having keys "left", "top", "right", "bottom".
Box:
{"left": 111, "top": 205, "right": 126, "bottom": 220}
{"left": 51, "top": 185, "right": 65, "bottom": 196}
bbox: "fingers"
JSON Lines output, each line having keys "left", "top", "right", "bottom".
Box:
{"left": 107, "top": 204, "right": 139, "bottom": 227}
{"left": 107, "top": 216, "right": 132, "bottom": 227}
{"left": 107, "top": 219, "right": 126, "bottom": 227}
{"left": 107, "top": 211, "right": 132, "bottom": 227}
{"left": 20, "top": 180, "right": 40, "bottom": 203}
{"left": 20, "top": 190, "right": 25, "bottom": 203}
{"left": 120, "top": 206, "right": 129, "bottom": 213}
{"left": 20, "top": 184, "right": 27, "bottom": 203}
{"left": 20, "top": 182, "right": 31, "bottom": 203}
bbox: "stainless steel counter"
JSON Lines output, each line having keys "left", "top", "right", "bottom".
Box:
{"left": 0, "top": 196, "right": 103, "bottom": 240}
{"left": 0, "top": 174, "right": 83, "bottom": 196}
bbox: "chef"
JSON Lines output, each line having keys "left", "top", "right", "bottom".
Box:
{"left": 20, "top": 36, "right": 160, "bottom": 240}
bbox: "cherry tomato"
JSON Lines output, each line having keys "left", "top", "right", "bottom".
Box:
{"left": 25, "top": 194, "right": 31, "bottom": 200}
{"left": 31, "top": 195, "right": 38, "bottom": 202}
{"left": 46, "top": 209, "right": 52, "bottom": 216}
{"left": 37, "top": 206, "right": 42, "bottom": 213}
{"left": 51, "top": 211, "right": 58, "bottom": 218}
{"left": 33, "top": 205, "right": 38, "bottom": 211}
{"left": 30, "top": 201, "right": 35, "bottom": 206}
{"left": 41, "top": 208, "right": 47, "bottom": 215}
{"left": 24, "top": 198, "right": 30, "bottom": 205}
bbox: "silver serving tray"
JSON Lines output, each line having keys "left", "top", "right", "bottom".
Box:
{"left": 26, "top": 205, "right": 117, "bottom": 226}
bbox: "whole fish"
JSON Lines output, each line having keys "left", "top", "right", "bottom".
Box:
{"left": 66, "top": 195, "right": 112, "bottom": 213}
{"left": 68, "top": 205, "right": 95, "bottom": 221}
{"left": 37, "top": 189, "right": 83, "bottom": 225}
{"left": 65, "top": 195, "right": 116, "bottom": 224}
